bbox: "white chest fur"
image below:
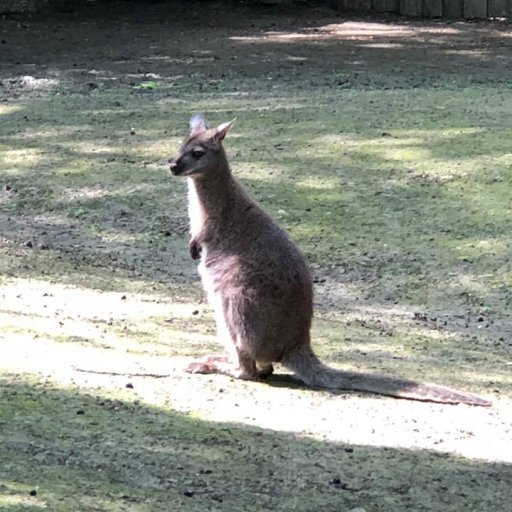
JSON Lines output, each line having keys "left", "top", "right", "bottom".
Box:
{"left": 187, "top": 179, "right": 206, "bottom": 238}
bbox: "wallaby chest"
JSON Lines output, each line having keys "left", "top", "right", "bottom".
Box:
{"left": 187, "top": 180, "right": 207, "bottom": 239}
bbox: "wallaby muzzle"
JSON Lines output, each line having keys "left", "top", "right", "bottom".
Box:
{"left": 169, "top": 158, "right": 184, "bottom": 176}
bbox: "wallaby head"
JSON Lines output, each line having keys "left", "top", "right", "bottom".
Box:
{"left": 169, "top": 114, "right": 234, "bottom": 179}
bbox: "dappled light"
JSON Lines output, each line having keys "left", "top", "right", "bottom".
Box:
{"left": 0, "top": 104, "right": 23, "bottom": 115}
{"left": 0, "top": 75, "right": 60, "bottom": 94}
{"left": 305, "top": 126, "right": 495, "bottom": 175}
{"left": 1, "top": 147, "right": 50, "bottom": 168}
{"left": 0, "top": 277, "right": 214, "bottom": 365}
{"left": 227, "top": 19, "right": 502, "bottom": 68}
{"left": 230, "top": 21, "right": 462, "bottom": 44}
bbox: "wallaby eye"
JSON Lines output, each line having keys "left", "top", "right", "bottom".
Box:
{"left": 191, "top": 146, "right": 205, "bottom": 158}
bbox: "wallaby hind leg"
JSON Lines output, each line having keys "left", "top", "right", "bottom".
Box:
{"left": 185, "top": 291, "right": 264, "bottom": 380}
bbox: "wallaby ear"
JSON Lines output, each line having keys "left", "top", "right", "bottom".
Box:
{"left": 214, "top": 119, "right": 235, "bottom": 141}
{"left": 189, "top": 114, "right": 208, "bottom": 136}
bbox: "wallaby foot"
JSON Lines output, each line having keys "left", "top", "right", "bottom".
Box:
{"left": 185, "top": 353, "right": 260, "bottom": 380}
{"left": 185, "top": 354, "right": 228, "bottom": 374}
{"left": 185, "top": 360, "right": 218, "bottom": 374}
{"left": 186, "top": 356, "right": 273, "bottom": 381}
{"left": 257, "top": 362, "right": 274, "bottom": 379}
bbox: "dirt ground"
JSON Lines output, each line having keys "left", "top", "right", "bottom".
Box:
{"left": 3, "top": 0, "right": 512, "bottom": 92}
{"left": 1, "top": 1, "right": 512, "bottom": 511}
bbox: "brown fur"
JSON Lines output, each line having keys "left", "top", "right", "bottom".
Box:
{"left": 169, "top": 114, "right": 491, "bottom": 406}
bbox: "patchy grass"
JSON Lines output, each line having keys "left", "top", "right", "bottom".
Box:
{"left": 1, "top": 2, "right": 512, "bottom": 511}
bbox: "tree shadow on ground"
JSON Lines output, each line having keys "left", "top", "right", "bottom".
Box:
{"left": 1, "top": 377, "right": 510, "bottom": 512}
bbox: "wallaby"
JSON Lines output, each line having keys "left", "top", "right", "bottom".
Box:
{"left": 169, "top": 114, "right": 491, "bottom": 407}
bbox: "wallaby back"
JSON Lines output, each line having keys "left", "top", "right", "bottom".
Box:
{"left": 169, "top": 114, "right": 491, "bottom": 407}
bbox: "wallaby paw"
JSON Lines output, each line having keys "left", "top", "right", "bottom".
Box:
{"left": 235, "top": 370, "right": 260, "bottom": 381}
{"left": 189, "top": 239, "right": 202, "bottom": 260}
{"left": 185, "top": 361, "right": 216, "bottom": 374}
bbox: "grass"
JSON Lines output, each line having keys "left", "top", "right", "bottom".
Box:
{"left": 3, "top": 88, "right": 512, "bottom": 305}
{"left": 1, "top": 3, "right": 512, "bottom": 510}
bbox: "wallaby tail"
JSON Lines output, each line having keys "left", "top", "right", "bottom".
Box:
{"left": 281, "top": 346, "right": 491, "bottom": 407}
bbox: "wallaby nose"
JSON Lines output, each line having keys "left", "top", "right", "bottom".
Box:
{"left": 169, "top": 159, "right": 179, "bottom": 174}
